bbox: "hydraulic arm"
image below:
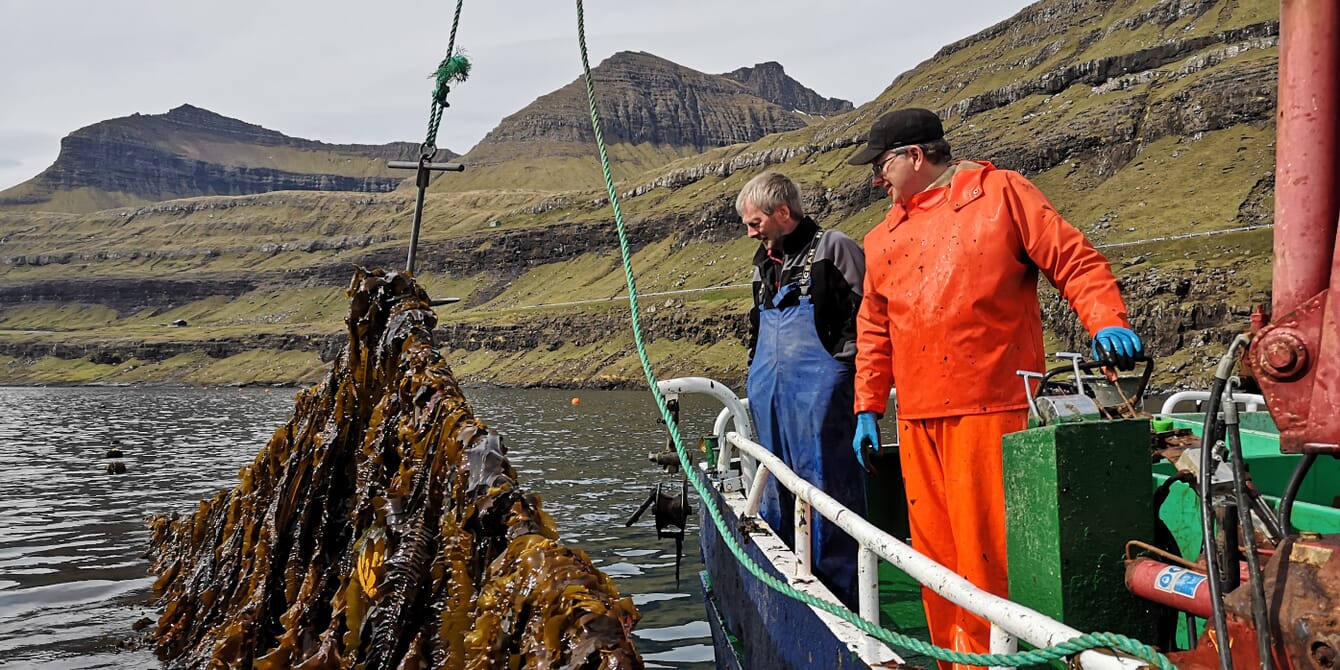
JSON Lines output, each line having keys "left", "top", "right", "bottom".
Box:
{"left": 1248, "top": 0, "right": 1340, "bottom": 455}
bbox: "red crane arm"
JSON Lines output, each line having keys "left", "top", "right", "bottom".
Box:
{"left": 1249, "top": 0, "right": 1340, "bottom": 454}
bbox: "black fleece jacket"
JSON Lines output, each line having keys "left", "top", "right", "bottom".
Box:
{"left": 747, "top": 216, "right": 864, "bottom": 365}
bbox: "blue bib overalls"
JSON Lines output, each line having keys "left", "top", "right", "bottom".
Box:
{"left": 746, "top": 246, "right": 867, "bottom": 607}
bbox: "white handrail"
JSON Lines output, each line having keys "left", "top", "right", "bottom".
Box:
{"left": 990, "top": 624, "right": 1019, "bottom": 670}
{"left": 795, "top": 498, "right": 813, "bottom": 579}
{"left": 725, "top": 430, "right": 1150, "bottom": 670}
{"left": 707, "top": 387, "right": 897, "bottom": 479}
{"left": 657, "top": 377, "right": 753, "bottom": 473}
{"left": 742, "top": 463, "right": 770, "bottom": 516}
{"left": 711, "top": 399, "right": 758, "bottom": 484}
{"left": 662, "top": 376, "right": 1147, "bottom": 668}
{"left": 712, "top": 405, "right": 739, "bottom": 447}
{"left": 1160, "top": 390, "right": 1266, "bottom": 415}
{"left": 857, "top": 547, "right": 881, "bottom": 660}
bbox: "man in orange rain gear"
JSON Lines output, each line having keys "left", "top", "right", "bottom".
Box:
{"left": 845, "top": 108, "right": 1143, "bottom": 668}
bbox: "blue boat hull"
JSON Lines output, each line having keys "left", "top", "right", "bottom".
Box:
{"left": 698, "top": 479, "right": 885, "bottom": 670}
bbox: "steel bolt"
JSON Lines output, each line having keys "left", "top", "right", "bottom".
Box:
{"left": 1259, "top": 329, "right": 1310, "bottom": 380}
{"left": 1265, "top": 341, "right": 1297, "bottom": 370}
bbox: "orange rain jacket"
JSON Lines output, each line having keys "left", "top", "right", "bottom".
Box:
{"left": 855, "top": 161, "right": 1131, "bottom": 420}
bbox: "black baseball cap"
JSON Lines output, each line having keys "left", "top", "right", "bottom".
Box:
{"left": 847, "top": 108, "right": 945, "bottom": 165}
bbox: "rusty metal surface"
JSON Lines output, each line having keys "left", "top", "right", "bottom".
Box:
{"left": 1250, "top": 292, "right": 1340, "bottom": 454}
{"left": 1168, "top": 612, "right": 1275, "bottom": 670}
{"left": 1273, "top": 0, "right": 1339, "bottom": 314}
{"left": 1258, "top": 534, "right": 1340, "bottom": 670}
{"left": 1151, "top": 427, "right": 1201, "bottom": 470}
{"left": 1170, "top": 534, "right": 1340, "bottom": 670}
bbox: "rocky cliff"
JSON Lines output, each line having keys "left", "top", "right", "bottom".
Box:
{"left": 0, "top": 104, "right": 443, "bottom": 213}
{"left": 461, "top": 51, "right": 850, "bottom": 167}
{"left": 721, "top": 61, "right": 854, "bottom": 117}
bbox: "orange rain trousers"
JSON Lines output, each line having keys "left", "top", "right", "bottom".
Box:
{"left": 896, "top": 408, "right": 1029, "bottom": 670}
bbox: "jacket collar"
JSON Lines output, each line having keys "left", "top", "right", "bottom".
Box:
{"left": 883, "top": 160, "right": 995, "bottom": 230}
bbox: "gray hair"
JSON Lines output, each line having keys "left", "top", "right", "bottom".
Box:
{"left": 735, "top": 170, "right": 805, "bottom": 220}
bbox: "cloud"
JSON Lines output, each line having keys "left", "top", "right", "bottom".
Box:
{"left": 0, "top": 0, "right": 1032, "bottom": 193}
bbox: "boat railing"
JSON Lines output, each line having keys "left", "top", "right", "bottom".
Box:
{"left": 726, "top": 429, "right": 1150, "bottom": 670}
{"left": 658, "top": 376, "right": 759, "bottom": 481}
{"left": 1160, "top": 390, "right": 1266, "bottom": 415}
{"left": 658, "top": 377, "right": 1149, "bottom": 670}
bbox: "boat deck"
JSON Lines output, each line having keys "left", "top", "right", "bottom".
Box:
{"left": 876, "top": 563, "right": 932, "bottom": 666}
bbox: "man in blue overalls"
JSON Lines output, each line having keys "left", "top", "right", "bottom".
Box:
{"left": 738, "top": 170, "right": 868, "bottom": 608}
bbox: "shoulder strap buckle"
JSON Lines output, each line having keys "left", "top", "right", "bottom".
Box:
{"left": 799, "top": 229, "right": 825, "bottom": 297}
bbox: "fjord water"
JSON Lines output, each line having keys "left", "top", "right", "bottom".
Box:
{"left": 0, "top": 386, "right": 712, "bottom": 669}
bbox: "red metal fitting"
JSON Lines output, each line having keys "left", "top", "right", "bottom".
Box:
{"left": 1258, "top": 329, "right": 1310, "bottom": 381}
{"left": 1125, "top": 557, "right": 1213, "bottom": 617}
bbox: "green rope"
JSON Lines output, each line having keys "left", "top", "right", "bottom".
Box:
{"left": 423, "top": 0, "right": 470, "bottom": 155}
{"left": 573, "top": 2, "right": 1173, "bottom": 668}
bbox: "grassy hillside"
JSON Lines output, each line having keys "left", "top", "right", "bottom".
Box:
{"left": 0, "top": 0, "right": 1284, "bottom": 392}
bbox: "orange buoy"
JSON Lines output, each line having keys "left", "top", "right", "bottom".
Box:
{"left": 571, "top": 397, "right": 581, "bottom": 406}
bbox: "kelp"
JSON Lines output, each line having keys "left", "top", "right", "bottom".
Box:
{"left": 146, "top": 268, "right": 642, "bottom": 669}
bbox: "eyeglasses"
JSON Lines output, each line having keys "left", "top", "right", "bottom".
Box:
{"left": 871, "top": 148, "right": 909, "bottom": 175}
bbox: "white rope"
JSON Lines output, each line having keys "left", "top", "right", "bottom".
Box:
{"left": 1095, "top": 223, "right": 1273, "bottom": 250}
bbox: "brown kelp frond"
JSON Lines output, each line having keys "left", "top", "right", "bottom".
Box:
{"left": 465, "top": 534, "right": 642, "bottom": 670}
{"left": 146, "top": 267, "right": 642, "bottom": 669}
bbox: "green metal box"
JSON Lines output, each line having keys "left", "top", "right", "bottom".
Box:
{"left": 1003, "top": 418, "right": 1158, "bottom": 642}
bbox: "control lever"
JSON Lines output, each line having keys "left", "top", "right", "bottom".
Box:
{"left": 1055, "top": 352, "right": 1087, "bottom": 396}
{"left": 1016, "top": 370, "right": 1044, "bottom": 423}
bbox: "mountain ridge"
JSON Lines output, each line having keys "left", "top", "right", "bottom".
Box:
{"left": 0, "top": 104, "right": 439, "bottom": 213}
{"left": 721, "top": 61, "right": 854, "bottom": 117}
{"left": 446, "top": 50, "right": 852, "bottom": 192}
{"left": 465, "top": 51, "right": 851, "bottom": 157}
{"left": 0, "top": 0, "right": 1284, "bottom": 391}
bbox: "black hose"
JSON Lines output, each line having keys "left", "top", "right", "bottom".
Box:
{"left": 1152, "top": 471, "right": 1197, "bottom": 651}
{"left": 1217, "top": 503, "right": 1242, "bottom": 591}
{"left": 1152, "top": 471, "right": 1198, "bottom": 558}
{"left": 1247, "top": 483, "right": 1286, "bottom": 546}
{"left": 1279, "top": 452, "right": 1319, "bottom": 535}
{"left": 1198, "top": 375, "right": 1234, "bottom": 670}
{"left": 1226, "top": 412, "right": 1272, "bottom": 669}
{"left": 1155, "top": 470, "right": 1199, "bottom": 508}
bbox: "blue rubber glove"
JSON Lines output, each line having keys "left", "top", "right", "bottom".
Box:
{"left": 1092, "top": 326, "right": 1143, "bottom": 371}
{"left": 852, "top": 411, "right": 881, "bottom": 473}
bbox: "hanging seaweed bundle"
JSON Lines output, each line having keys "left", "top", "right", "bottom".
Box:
{"left": 146, "top": 268, "right": 643, "bottom": 669}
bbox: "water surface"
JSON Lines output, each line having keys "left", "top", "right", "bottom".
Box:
{"left": 0, "top": 386, "right": 713, "bottom": 669}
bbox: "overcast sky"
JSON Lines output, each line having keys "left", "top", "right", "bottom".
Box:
{"left": 0, "top": 0, "right": 1034, "bottom": 191}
